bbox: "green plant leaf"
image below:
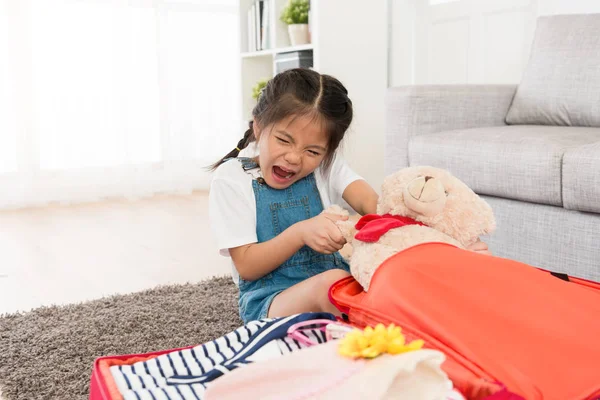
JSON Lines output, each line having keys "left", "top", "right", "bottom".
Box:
{"left": 280, "top": 0, "right": 310, "bottom": 25}
{"left": 252, "top": 78, "right": 269, "bottom": 101}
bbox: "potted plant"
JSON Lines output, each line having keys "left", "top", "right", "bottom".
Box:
{"left": 280, "top": 0, "right": 310, "bottom": 46}
{"left": 252, "top": 78, "right": 269, "bottom": 101}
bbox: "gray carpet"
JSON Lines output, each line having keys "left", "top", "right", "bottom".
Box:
{"left": 0, "top": 276, "right": 241, "bottom": 400}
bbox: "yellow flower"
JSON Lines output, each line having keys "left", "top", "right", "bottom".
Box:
{"left": 337, "top": 323, "right": 425, "bottom": 359}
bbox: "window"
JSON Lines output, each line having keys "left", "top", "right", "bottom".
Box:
{"left": 0, "top": 0, "right": 241, "bottom": 207}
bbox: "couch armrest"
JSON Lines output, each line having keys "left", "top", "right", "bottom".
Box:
{"left": 385, "top": 84, "right": 517, "bottom": 173}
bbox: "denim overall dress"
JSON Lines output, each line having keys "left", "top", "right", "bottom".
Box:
{"left": 235, "top": 157, "right": 350, "bottom": 323}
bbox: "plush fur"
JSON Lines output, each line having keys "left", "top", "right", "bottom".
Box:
{"left": 327, "top": 166, "right": 496, "bottom": 291}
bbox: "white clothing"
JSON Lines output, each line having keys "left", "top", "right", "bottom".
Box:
{"left": 208, "top": 154, "right": 363, "bottom": 284}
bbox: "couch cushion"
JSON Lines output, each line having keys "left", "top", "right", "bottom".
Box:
{"left": 562, "top": 142, "right": 600, "bottom": 213}
{"left": 505, "top": 14, "right": 600, "bottom": 127}
{"left": 408, "top": 126, "right": 600, "bottom": 206}
{"left": 483, "top": 196, "right": 600, "bottom": 282}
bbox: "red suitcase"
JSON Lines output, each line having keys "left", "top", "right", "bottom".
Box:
{"left": 329, "top": 243, "right": 600, "bottom": 400}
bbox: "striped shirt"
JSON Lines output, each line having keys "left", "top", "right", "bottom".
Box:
{"left": 110, "top": 313, "right": 335, "bottom": 400}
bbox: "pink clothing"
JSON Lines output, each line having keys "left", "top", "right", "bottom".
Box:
{"left": 204, "top": 341, "right": 459, "bottom": 400}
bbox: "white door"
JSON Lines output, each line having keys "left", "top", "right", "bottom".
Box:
{"left": 413, "top": 0, "right": 538, "bottom": 84}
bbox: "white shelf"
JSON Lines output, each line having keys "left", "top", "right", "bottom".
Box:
{"left": 241, "top": 44, "right": 314, "bottom": 58}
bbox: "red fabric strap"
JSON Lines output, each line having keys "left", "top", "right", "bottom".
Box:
{"left": 354, "top": 214, "right": 425, "bottom": 243}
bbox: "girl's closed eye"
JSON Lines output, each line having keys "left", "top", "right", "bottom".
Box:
{"left": 276, "top": 136, "right": 290, "bottom": 144}
{"left": 308, "top": 150, "right": 320, "bottom": 156}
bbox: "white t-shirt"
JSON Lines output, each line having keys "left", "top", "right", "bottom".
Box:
{"left": 208, "top": 153, "right": 363, "bottom": 284}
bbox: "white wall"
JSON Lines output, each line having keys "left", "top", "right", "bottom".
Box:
{"left": 314, "top": 0, "right": 388, "bottom": 191}
{"left": 390, "top": 0, "right": 600, "bottom": 86}
{"left": 538, "top": 0, "right": 600, "bottom": 15}
{"left": 390, "top": 0, "right": 417, "bottom": 86}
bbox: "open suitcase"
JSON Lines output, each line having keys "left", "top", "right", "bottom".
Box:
{"left": 329, "top": 243, "right": 600, "bottom": 400}
{"left": 90, "top": 243, "right": 600, "bottom": 400}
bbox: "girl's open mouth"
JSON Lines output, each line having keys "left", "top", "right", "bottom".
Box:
{"left": 272, "top": 165, "right": 296, "bottom": 184}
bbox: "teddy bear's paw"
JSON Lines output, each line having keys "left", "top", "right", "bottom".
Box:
{"left": 323, "top": 205, "right": 355, "bottom": 240}
{"left": 336, "top": 219, "right": 358, "bottom": 243}
{"left": 358, "top": 274, "right": 372, "bottom": 292}
{"left": 350, "top": 266, "right": 372, "bottom": 292}
{"left": 323, "top": 204, "right": 349, "bottom": 218}
{"left": 339, "top": 242, "right": 353, "bottom": 262}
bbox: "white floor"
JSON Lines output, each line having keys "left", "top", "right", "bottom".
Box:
{"left": 0, "top": 192, "right": 229, "bottom": 315}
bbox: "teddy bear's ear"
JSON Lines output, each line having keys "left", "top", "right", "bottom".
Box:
{"left": 376, "top": 194, "right": 394, "bottom": 215}
{"left": 377, "top": 174, "right": 402, "bottom": 215}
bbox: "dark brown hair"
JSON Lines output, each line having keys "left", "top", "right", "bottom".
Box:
{"left": 209, "top": 68, "right": 353, "bottom": 172}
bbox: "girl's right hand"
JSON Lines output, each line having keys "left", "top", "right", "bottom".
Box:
{"left": 296, "top": 213, "right": 348, "bottom": 254}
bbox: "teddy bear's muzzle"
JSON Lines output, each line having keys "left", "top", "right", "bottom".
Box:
{"left": 403, "top": 176, "right": 447, "bottom": 217}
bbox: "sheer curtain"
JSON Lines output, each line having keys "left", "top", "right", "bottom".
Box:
{"left": 0, "top": 0, "right": 241, "bottom": 209}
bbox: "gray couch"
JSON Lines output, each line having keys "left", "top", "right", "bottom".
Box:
{"left": 384, "top": 13, "right": 600, "bottom": 281}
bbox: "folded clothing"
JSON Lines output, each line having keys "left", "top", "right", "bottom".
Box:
{"left": 108, "top": 313, "right": 335, "bottom": 400}
{"left": 204, "top": 340, "right": 464, "bottom": 400}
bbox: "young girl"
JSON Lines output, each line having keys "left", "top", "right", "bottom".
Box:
{"left": 209, "top": 68, "right": 488, "bottom": 324}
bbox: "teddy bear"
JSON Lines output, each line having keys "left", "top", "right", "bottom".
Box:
{"left": 328, "top": 166, "right": 496, "bottom": 291}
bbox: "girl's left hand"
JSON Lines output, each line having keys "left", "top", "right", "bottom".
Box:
{"left": 468, "top": 239, "right": 492, "bottom": 256}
